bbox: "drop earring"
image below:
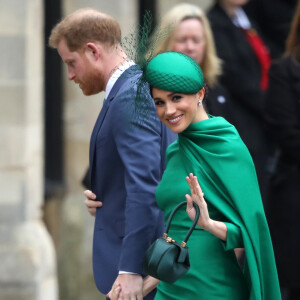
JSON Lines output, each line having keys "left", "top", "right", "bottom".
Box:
{"left": 198, "top": 99, "right": 203, "bottom": 106}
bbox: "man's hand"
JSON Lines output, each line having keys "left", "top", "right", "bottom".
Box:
{"left": 84, "top": 190, "right": 102, "bottom": 216}
{"left": 110, "top": 274, "right": 143, "bottom": 300}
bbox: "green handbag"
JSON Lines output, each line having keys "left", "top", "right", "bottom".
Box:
{"left": 143, "top": 201, "right": 200, "bottom": 283}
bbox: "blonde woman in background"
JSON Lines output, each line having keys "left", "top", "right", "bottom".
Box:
{"left": 151, "top": 3, "right": 233, "bottom": 122}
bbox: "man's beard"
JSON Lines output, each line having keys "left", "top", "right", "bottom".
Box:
{"left": 79, "top": 63, "right": 105, "bottom": 96}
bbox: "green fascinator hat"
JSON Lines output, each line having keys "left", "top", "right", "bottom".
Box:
{"left": 145, "top": 52, "right": 204, "bottom": 94}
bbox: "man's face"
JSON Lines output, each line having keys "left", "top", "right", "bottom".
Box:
{"left": 57, "top": 39, "right": 105, "bottom": 95}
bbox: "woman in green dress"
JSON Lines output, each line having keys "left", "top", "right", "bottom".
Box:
{"left": 140, "top": 52, "right": 281, "bottom": 300}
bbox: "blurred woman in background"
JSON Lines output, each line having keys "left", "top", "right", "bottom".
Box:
{"left": 263, "top": 1, "right": 300, "bottom": 299}
{"left": 207, "top": 0, "right": 273, "bottom": 202}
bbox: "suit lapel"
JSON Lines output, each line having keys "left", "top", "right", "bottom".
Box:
{"left": 89, "top": 99, "right": 110, "bottom": 177}
{"left": 89, "top": 65, "right": 139, "bottom": 187}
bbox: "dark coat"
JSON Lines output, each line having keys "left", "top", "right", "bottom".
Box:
{"left": 207, "top": 3, "right": 274, "bottom": 200}
{"left": 263, "top": 56, "right": 300, "bottom": 286}
{"left": 207, "top": 3, "right": 269, "bottom": 154}
{"left": 205, "top": 83, "right": 235, "bottom": 124}
{"left": 245, "top": 0, "right": 297, "bottom": 59}
{"left": 90, "top": 66, "right": 176, "bottom": 295}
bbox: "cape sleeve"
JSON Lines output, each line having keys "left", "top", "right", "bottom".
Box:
{"left": 223, "top": 222, "right": 243, "bottom": 250}
{"left": 178, "top": 117, "right": 281, "bottom": 300}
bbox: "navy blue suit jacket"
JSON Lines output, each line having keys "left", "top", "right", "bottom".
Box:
{"left": 90, "top": 66, "right": 176, "bottom": 295}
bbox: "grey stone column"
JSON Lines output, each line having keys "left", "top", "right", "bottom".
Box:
{"left": 0, "top": 0, "right": 58, "bottom": 299}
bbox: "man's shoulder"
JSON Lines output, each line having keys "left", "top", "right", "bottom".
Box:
{"left": 115, "top": 68, "right": 151, "bottom": 102}
{"left": 120, "top": 65, "right": 143, "bottom": 85}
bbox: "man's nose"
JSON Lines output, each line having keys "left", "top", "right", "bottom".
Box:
{"left": 68, "top": 68, "right": 75, "bottom": 80}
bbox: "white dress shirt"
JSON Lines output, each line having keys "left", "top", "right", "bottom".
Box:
{"left": 105, "top": 60, "right": 135, "bottom": 99}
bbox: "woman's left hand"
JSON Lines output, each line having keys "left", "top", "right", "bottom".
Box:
{"left": 107, "top": 284, "right": 121, "bottom": 300}
{"left": 185, "top": 173, "right": 211, "bottom": 230}
{"left": 142, "top": 276, "right": 160, "bottom": 297}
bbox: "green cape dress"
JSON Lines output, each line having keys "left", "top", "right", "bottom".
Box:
{"left": 155, "top": 116, "right": 281, "bottom": 300}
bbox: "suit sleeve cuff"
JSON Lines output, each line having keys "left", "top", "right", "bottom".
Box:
{"left": 119, "top": 271, "right": 138, "bottom": 275}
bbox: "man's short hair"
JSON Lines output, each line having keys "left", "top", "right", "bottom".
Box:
{"left": 49, "top": 8, "right": 121, "bottom": 51}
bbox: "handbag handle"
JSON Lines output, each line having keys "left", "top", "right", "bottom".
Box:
{"left": 164, "top": 201, "right": 200, "bottom": 247}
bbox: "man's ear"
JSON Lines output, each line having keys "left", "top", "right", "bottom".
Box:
{"left": 85, "top": 42, "right": 101, "bottom": 61}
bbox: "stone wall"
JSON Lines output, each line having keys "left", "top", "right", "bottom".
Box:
{"left": 0, "top": 0, "right": 58, "bottom": 299}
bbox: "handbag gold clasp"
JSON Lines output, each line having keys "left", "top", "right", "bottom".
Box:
{"left": 166, "top": 237, "right": 176, "bottom": 243}
{"left": 180, "top": 241, "right": 187, "bottom": 247}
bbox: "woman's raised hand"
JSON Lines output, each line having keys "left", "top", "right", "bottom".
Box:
{"left": 185, "top": 173, "right": 211, "bottom": 230}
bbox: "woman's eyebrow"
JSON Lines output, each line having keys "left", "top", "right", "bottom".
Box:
{"left": 167, "top": 92, "right": 176, "bottom": 97}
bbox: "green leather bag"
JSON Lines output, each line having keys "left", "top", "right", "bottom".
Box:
{"left": 143, "top": 201, "right": 200, "bottom": 283}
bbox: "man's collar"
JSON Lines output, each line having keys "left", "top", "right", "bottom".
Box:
{"left": 105, "top": 60, "right": 135, "bottom": 99}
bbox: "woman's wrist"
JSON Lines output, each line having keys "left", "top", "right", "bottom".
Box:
{"left": 200, "top": 218, "right": 214, "bottom": 231}
{"left": 143, "top": 276, "right": 160, "bottom": 297}
{"left": 202, "top": 219, "right": 227, "bottom": 241}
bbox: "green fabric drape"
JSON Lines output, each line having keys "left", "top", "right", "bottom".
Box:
{"left": 177, "top": 116, "right": 281, "bottom": 300}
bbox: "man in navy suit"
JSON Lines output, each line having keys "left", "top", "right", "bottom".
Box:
{"left": 49, "top": 8, "right": 176, "bottom": 300}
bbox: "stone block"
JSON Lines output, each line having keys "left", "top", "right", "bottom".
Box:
{"left": 0, "top": 170, "right": 25, "bottom": 207}
{"left": 0, "top": 221, "right": 58, "bottom": 300}
{"left": 0, "top": 84, "right": 26, "bottom": 125}
{"left": 63, "top": 0, "right": 137, "bottom": 35}
{"left": 0, "top": 0, "right": 26, "bottom": 35}
{"left": 0, "top": 283, "right": 36, "bottom": 300}
{"left": 0, "top": 36, "right": 25, "bottom": 81}
{"left": 38, "top": 278, "right": 58, "bottom": 300}
{"left": 0, "top": 248, "right": 37, "bottom": 282}
{"left": 0, "top": 127, "right": 26, "bottom": 168}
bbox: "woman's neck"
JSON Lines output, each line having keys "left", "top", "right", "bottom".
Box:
{"left": 194, "top": 107, "right": 209, "bottom": 124}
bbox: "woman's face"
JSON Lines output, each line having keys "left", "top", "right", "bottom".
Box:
{"left": 152, "top": 87, "right": 205, "bottom": 133}
{"left": 172, "top": 18, "right": 206, "bottom": 65}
